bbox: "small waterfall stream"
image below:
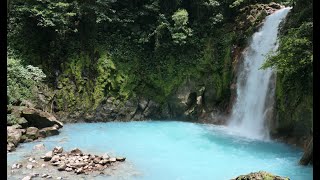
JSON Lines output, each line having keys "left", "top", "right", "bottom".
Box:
{"left": 227, "top": 8, "right": 291, "bottom": 140}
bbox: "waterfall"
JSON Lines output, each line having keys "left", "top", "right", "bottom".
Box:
{"left": 227, "top": 8, "right": 291, "bottom": 140}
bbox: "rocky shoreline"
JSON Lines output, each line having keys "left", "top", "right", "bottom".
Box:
{"left": 11, "top": 146, "right": 127, "bottom": 180}
{"left": 7, "top": 105, "right": 64, "bottom": 152}
{"left": 7, "top": 144, "right": 139, "bottom": 180}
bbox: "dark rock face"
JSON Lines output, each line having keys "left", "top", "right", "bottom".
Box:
{"left": 299, "top": 137, "right": 313, "bottom": 165}
{"left": 21, "top": 108, "right": 63, "bottom": 129}
{"left": 232, "top": 171, "right": 290, "bottom": 180}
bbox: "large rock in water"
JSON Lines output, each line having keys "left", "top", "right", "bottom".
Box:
{"left": 232, "top": 171, "right": 290, "bottom": 180}
{"left": 39, "top": 125, "right": 60, "bottom": 138}
{"left": 22, "top": 108, "right": 63, "bottom": 129}
{"left": 299, "top": 137, "right": 313, "bottom": 165}
{"left": 26, "top": 127, "right": 39, "bottom": 140}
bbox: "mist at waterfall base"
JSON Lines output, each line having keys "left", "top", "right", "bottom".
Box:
{"left": 8, "top": 122, "right": 312, "bottom": 180}
{"left": 227, "top": 7, "right": 291, "bottom": 140}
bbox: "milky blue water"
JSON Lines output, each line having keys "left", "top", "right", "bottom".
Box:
{"left": 7, "top": 121, "right": 313, "bottom": 179}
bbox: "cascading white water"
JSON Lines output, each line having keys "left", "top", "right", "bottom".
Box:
{"left": 227, "top": 8, "right": 291, "bottom": 140}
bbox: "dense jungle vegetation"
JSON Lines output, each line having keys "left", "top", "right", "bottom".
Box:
{"left": 7, "top": 0, "right": 312, "bottom": 143}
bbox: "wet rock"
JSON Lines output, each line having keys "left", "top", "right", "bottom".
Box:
{"left": 26, "top": 127, "right": 39, "bottom": 140}
{"left": 25, "top": 139, "right": 33, "bottom": 142}
{"left": 41, "top": 174, "right": 49, "bottom": 178}
{"left": 44, "top": 151, "right": 53, "bottom": 161}
{"left": 22, "top": 176, "right": 32, "bottom": 180}
{"left": 116, "top": 157, "right": 126, "bottom": 162}
{"left": 53, "top": 146, "right": 63, "bottom": 154}
{"left": 7, "top": 142, "right": 16, "bottom": 152}
{"left": 33, "top": 143, "right": 45, "bottom": 150}
{"left": 109, "top": 157, "right": 117, "bottom": 162}
{"left": 70, "top": 148, "right": 82, "bottom": 155}
{"left": 232, "top": 171, "right": 290, "bottom": 180}
{"left": 21, "top": 108, "right": 63, "bottom": 129}
{"left": 39, "top": 126, "right": 59, "bottom": 138}
{"left": 99, "top": 159, "right": 109, "bottom": 165}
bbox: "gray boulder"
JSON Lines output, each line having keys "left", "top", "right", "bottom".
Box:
{"left": 22, "top": 108, "right": 63, "bottom": 129}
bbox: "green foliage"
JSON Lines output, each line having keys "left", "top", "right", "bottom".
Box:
{"left": 7, "top": 0, "right": 289, "bottom": 113}
{"left": 171, "top": 9, "right": 193, "bottom": 44}
{"left": 7, "top": 57, "right": 46, "bottom": 105}
{"left": 262, "top": 22, "right": 312, "bottom": 81}
{"left": 264, "top": 0, "right": 313, "bottom": 139}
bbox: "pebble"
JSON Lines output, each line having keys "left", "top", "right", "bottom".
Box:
{"left": 26, "top": 164, "right": 33, "bottom": 169}
{"left": 37, "top": 147, "right": 127, "bottom": 175}
{"left": 22, "top": 176, "right": 31, "bottom": 180}
{"left": 12, "top": 163, "right": 22, "bottom": 169}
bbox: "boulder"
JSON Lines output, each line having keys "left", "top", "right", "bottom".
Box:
{"left": 7, "top": 126, "right": 23, "bottom": 145}
{"left": 25, "top": 127, "right": 39, "bottom": 140}
{"left": 7, "top": 142, "right": 15, "bottom": 152}
{"left": 20, "top": 100, "right": 36, "bottom": 108}
{"left": 53, "top": 146, "right": 63, "bottom": 154}
{"left": 109, "top": 157, "right": 116, "bottom": 162}
{"left": 269, "top": 2, "right": 281, "bottom": 9}
{"left": 22, "top": 108, "right": 63, "bottom": 129}
{"left": 33, "top": 143, "right": 45, "bottom": 151}
{"left": 50, "top": 155, "right": 60, "bottom": 163}
{"left": 43, "top": 151, "right": 53, "bottom": 161}
{"left": 116, "top": 157, "right": 126, "bottom": 162}
{"left": 70, "top": 148, "right": 82, "bottom": 155}
{"left": 232, "top": 171, "right": 290, "bottom": 180}
{"left": 39, "top": 126, "right": 59, "bottom": 138}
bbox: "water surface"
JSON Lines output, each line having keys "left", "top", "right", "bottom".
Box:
{"left": 8, "top": 121, "right": 313, "bottom": 180}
